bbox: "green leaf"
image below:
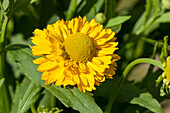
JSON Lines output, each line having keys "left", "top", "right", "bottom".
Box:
{"left": 2, "top": 0, "right": 9, "bottom": 11}
{"left": 66, "top": 0, "right": 77, "bottom": 20}
{"left": 133, "top": 0, "right": 160, "bottom": 35}
{"left": 130, "top": 92, "right": 163, "bottom": 113}
{"left": 78, "top": 0, "right": 104, "bottom": 20}
{"left": 94, "top": 78, "right": 143, "bottom": 102}
{"left": 38, "top": 90, "right": 56, "bottom": 109}
{"left": 46, "top": 85, "right": 103, "bottom": 113}
{"left": 109, "top": 24, "right": 122, "bottom": 34}
{"left": 11, "top": 77, "right": 31, "bottom": 113}
{"left": 142, "top": 12, "right": 170, "bottom": 36}
{"left": 10, "top": 0, "right": 31, "bottom": 17}
{"left": 47, "top": 14, "right": 60, "bottom": 24}
{"left": 143, "top": 22, "right": 160, "bottom": 36}
{"left": 7, "top": 44, "right": 42, "bottom": 86}
{"left": 18, "top": 83, "right": 41, "bottom": 113}
{"left": 145, "top": 0, "right": 160, "bottom": 21}
{"left": 104, "top": 0, "right": 116, "bottom": 20}
{"left": 7, "top": 44, "right": 103, "bottom": 113}
{"left": 0, "top": 78, "right": 5, "bottom": 88}
{"left": 132, "top": 12, "right": 146, "bottom": 35}
{"left": 155, "top": 12, "right": 170, "bottom": 23}
{"left": 105, "top": 16, "right": 131, "bottom": 28}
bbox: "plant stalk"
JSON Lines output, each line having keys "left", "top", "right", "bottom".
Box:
{"left": 104, "top": 58, "right": 163, "bottom": 113}
{"left": 0, "top": 12, "right": 10, "bottom": 113}
{"left": 142, "top": 37, "right": 170, "bottom": 50}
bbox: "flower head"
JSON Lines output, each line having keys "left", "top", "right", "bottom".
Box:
{"left": 162, "top": 56, "right": 170, "bottom": 87}
{"left": 31, "top": 16, "right": 120, "bottom": 92}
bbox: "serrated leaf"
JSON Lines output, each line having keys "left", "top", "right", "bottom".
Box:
{"left": 18, "top": 83, "right": 41, "bottom": 113}
{"left": 0, "top": 78, "right": 5, "bottom": 88}
{"left": 46, "top": 85, "right": 103, "bottom": 113}
{"left": 11, "top": 77, "right": 31, "bottom": 113}
{"left": 130, "top": 92, "right": 163, "bottom": 113}
{"left": 7, "top": 44, "right": 103, "bottom": 113}
{"left": 105, "top": 16, "right": 131, "bottom": 28}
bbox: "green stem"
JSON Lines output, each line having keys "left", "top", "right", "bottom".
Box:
{"left": 0, "top": 10, "right": 10, "bottom": 113}
{"left": 104, "top": 58, "right": 163, "bottom": 113}
{"left": 104, "top": 0, "right": 107, "bottom": 16}
{"left": 104, "top": 0, "right": 116, "bottom": 20}
{"left": 0, "top": 14, "right": 8, "bottom": 77}
{"left": 31, "top": 104, "right": 37, "bottom": 113}
{"left": 163, "top": 36, "right": 168, "bottom": 58}
{"left": 66, "top": 0, "right": 77, "bottom": 20}
{"left": 142, "top": 37, "right": 170, "bottom": 50}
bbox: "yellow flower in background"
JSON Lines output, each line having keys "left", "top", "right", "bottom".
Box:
{"left": 162, "top": 56, "right": 170, "bottom": 86}
{"left": 31, "top": 16, "right": 120, "bottom": 92}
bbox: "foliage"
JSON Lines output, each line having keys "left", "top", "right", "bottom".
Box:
{"left": 1, "top": 0, "right": 170, "bottom": 113}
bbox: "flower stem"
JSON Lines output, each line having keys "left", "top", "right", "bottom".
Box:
{"left": 142, "top": 37, "right": 170, "bottom": 50}
{"left": 31, "top": 104, "right": 37, "bottom": 113}
{"left": 0, "top": 11, "right": 10, "bottom": 113}
{"left": 104, "top": 58, "right": 163, "bottom": 113}
{"left": 104, "top": 0, "right": 116, "bottom": 20}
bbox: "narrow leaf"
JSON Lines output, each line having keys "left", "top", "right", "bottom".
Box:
{"left": 104, "top": 0, "right": 116, "bottom": 19}
{"left": 106, "top": 16, "right": 131, "bottom": 28}
{"left": 155, "top": 12, "right": 170, "bottom": 23}
{"left": 11, "top": 77, "right": 31, "bottom": 113}
{"left": 0, "top": 78, "right": 5, "bottom": 88}
{"left": 130, "top": 92, "right": 163, "bottom": 113}
{"left": 18, "top": 83, "right": 41, "bottom": 113}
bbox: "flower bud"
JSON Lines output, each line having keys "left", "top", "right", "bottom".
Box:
{"left": 95, "top": 13, "right": 106, "bottom": 24}
{"left": 162, "top": 0, "right": 170, "bottom": 10}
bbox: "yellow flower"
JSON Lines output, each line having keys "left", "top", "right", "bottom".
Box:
{"left": 162, "top": 56, "right": 170, "bottom": 87}
{"left": 31, "top": 16, "right": 120, "bottom": 92}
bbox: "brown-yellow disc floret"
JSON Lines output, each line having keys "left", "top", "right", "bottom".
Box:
{"left": 64, "top": 33, "right": 95, "bottom": 63}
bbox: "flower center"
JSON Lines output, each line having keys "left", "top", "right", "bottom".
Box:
{"left": 64, "top": 33, "right": 95, "bottom": 63}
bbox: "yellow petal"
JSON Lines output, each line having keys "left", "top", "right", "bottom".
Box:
{"left": 79, "top": 73, "right": 88, "bottom": 86}
{"left": 37, "top": 61, "right": 58, "bottom": 72}
{"left": 81, "top": 23, "right": 90, "bottom": 34}
{"left": 89, "top": 19, "right": 97, "bottom": 27}
{"left": 41, "top": 71, "right": 49, "bottom": 80}
{"left": 104, "top": 66, "right": 116, "bottom": 77}
{"left": 32, "top": 45, "right": 52, "bottom": 56}
{"left": 33, "top": 57, "right": 47, "bottom": 64}
{"left": 94, "top": 74, "right": 105, "bottom": 82}
{"left": 34, "top": 29, "right": 47, "bottom": 37}
{"left": 87, "top": 61, "right": 105, "bottom": 72}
